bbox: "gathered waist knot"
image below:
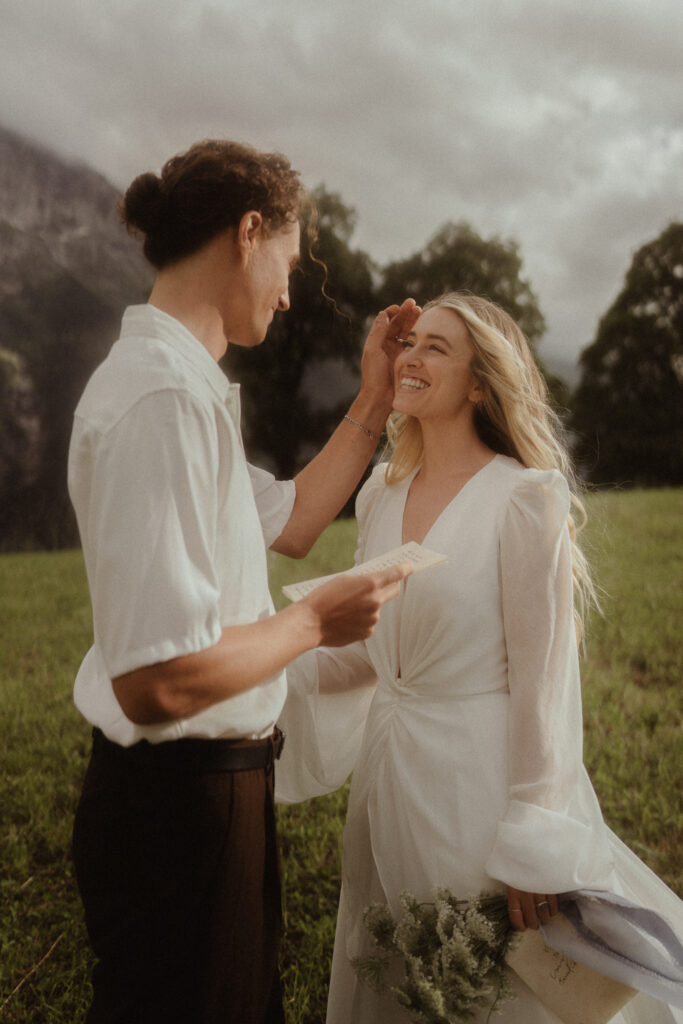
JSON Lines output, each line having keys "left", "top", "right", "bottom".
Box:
{"left": 378, "top": 676, "right": 509, "bottom": 701}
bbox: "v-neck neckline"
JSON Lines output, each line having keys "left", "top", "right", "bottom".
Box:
{"left": 401, "top": 454, "right": 499, "bottom": 547}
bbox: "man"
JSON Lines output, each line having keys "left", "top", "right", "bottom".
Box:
{"left": 68, "top": 138, "right": 417, "bottom": 1023}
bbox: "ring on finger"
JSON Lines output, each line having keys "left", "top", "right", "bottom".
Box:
{"left": 536, "top": 900, "right": 549, "bottom": 911}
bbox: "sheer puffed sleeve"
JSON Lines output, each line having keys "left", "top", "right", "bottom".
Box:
{"left": 485, "top": 469, "right": 615, "bottom": 893}
{"left": 275, "top": 469, "right": 386, "bottom": 804}
{"left": 275, "top": 642, "right": 376, "bottom": 803}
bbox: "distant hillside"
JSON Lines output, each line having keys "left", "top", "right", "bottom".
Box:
{"left": 0, "top": 125, "right": 152, "bottom": 308}
{"left": 0, "top": 125, "right": 153, "bottom": 549}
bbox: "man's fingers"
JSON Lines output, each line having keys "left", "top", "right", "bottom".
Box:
{"left": 310, "top": 564, "right": 413, "bottom": 647}
{"left": 399, "top": 298, "right": 421, "bottom": 320}
{"left": 387, "top": 298, "right": 421, "bottom": 335}
{"left": 367, "top": 561, "right": 414, "bottom": 598}
{"left": 380, "top": 304, "right": 400, "bottom": 319}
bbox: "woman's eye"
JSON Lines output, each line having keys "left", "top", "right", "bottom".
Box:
{"left": 399, "top": 338, "right": 414, "bottom": 349}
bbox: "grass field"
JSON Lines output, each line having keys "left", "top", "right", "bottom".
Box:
{"left": 1, "top": 490, "right": 681, "bottom": 1022}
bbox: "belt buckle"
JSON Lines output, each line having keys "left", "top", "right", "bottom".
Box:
{"left": 272, "top": 727, "right": 285, "bottom": 760}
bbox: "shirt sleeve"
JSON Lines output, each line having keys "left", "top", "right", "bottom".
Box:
{"left": 485, "top": 469, "right": 614, "bottom": 893}
{"left": 79, "top": 389, "right": 224, "bottom": 679}
{"left": 247, "top": 462, "right": 296, "bottom": 548}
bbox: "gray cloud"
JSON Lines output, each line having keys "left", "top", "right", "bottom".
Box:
{"left": 1, "top": 0, "right": 681, "bottom": 366}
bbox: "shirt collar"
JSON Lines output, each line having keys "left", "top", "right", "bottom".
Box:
{"left": 120, "top": 304, "right": 235, "bottom": 403}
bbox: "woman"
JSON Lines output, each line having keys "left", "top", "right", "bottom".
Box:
{"left": 276, "top": 292, "right": 682, "bottom": 1022}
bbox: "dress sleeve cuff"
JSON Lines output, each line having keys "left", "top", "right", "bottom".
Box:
{"left": 485, "top": 800, "right": 616, "bottom": 894}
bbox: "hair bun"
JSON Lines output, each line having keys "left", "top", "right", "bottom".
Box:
{"left": 120, "top": 172, "right": 167, "bottom": 235}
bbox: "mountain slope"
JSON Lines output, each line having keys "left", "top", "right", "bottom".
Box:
{"left": 0, "top": 125, "right": 152, "bottom": 549}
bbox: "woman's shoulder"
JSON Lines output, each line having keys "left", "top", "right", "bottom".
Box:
{"left": 356, "top": 460, "right": 389, "bottom": 503}
{"left": 355, "top": 461, "right": 399, "bottom": 526}
{"left": 494, "top": 455, "right": 570, "bottom": 526}
{"left": 493, "top": 454, "right": 567, "bottom": 493}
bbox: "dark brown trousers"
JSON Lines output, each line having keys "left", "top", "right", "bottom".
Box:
{"left": 72, "top": 730, "right": 285, "bottom": 1024}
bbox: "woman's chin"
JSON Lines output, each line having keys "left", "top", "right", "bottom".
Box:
{"left": 392, "top": 395, "right": 420, "bottom": 416}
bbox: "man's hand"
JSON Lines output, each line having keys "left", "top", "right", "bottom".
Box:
{"left": 359, "top": 299, "right": 421, "bottom": 409}
{"left": 302, "top": 562, "right": 413, "bottom": 647}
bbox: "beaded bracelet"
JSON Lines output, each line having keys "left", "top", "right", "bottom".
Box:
{"left": 344, "top": 414, "right": 379, "bottom": 443}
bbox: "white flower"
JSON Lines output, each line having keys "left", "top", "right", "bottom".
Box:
{"left": 353, "top": 888, "right": 516, "bottom": 1024}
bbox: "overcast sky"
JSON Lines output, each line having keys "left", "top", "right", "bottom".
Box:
{"left": 2, "top": 0, "right": 681, "bottom": 369}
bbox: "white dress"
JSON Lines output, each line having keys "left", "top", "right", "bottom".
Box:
{"left": 276, "top": 454, "right": 682, "bottom": 1023}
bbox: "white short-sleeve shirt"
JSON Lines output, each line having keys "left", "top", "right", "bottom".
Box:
{"left": 68, "top": 304, "right": 295, "bottom": 745}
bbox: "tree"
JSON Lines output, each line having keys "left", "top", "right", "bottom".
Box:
{"left": 0, "top": 349, "right": 38, "bottom": 531}
{"left": 378, "top": 221, "right": 546, "bottom": 350}
{"left": 571, "top": 222, "right": 683, "bottom": 486}
{"left": 224, "top": 186, "right": 376, "bottom": 477}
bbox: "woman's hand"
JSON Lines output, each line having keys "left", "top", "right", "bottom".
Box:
{"left": 506, "top": 886, "right": 559, "bottom": 931}
{"left": 359, "top": 299, "right": 421, "bottom": 410}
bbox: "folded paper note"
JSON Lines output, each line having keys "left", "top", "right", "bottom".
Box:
{"left": 282, "top": 541, "right": 448, "bottom": 602}
{"left": 506, "top": 914, "right": 638, "bottom": 1024}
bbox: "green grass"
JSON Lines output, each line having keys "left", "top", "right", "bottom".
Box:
{"left": 579, "top": 489, "right": 683, "bottom": 888}
{"left": 1, "top": 491, "right": 681, "bottom": 1022}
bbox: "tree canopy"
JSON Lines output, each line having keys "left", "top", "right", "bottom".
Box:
{"left": 571, "top": 222, "right": 683, "bottom": 486}
{"left": 378, "top": 221, "right": 546, "bottom": 349}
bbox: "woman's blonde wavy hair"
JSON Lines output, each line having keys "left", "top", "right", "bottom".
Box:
{"left": 384, "top": 291, "right": 597, "bottom": 641}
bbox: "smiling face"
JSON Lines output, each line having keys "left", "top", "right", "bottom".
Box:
{"left": 393, "top": 305, "right": 481, "bottom": 423}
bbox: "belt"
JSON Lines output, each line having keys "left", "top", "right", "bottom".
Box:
{"left": 92, "top": 726, "right": 285, "bottom": 773}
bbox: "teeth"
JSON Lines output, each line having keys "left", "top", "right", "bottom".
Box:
{"left": 400, "top": 377, "right": 428, "bottom": 390}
